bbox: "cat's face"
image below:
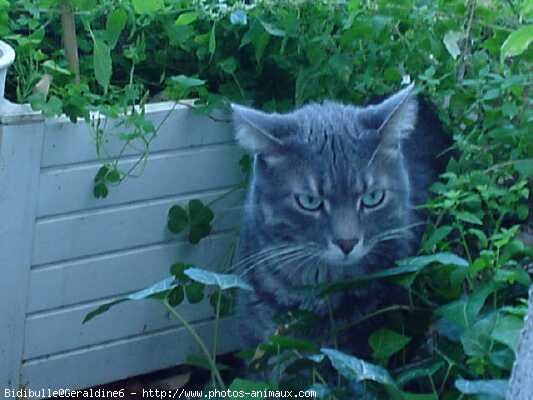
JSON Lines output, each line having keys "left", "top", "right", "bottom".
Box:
{"left": 234, "top": 85, "right": 418, "bottom": 269}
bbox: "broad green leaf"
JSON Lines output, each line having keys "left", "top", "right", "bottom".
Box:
{"left": 189, "top": 223, "right": 212, "bottom": 244}
{"left": 131, "top": 0, "right": 164, "bottom": 14}
{"left": 93, "top": 39, "right": 112, "bottom": 93}
{"left": 443, "top": 31, "right": 464, "bottom": 60}
{"left": 167, "top": 286, "right": 184, "bottom": 306}
{"left": 491, "top": 314, "right": 523, "bottom": 351}
{"left": 175, "top": 12, "right": 198, "bottom": 26}
{"left": 455, "top": 379, "right": 507, "bottom": 398}
{"left": 106, "top": 8, "right": 127, "bottom": 49}
{"left": 188, "top": 199, "right": 214, "bottom": 225}
{"left": 369, "top": 329, "right": 411, "bottom": 360}
{"left": 501, "top": 25, "right": 533, "bottom": 62}
{"left": 184, "top": 267, "right": 253, "bottom": 291}
{"left": 167, "top": 205, "right": 189, "bottom": 233}
{"left": 321, "top": 348, "right": 395, "bottom": 385}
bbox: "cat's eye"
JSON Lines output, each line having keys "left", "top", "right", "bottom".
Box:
{"left": 361, "top": 190, "right": 386, "bottom": 208}
{"left": 295, "top": 194, "right": 323, "bottom": 211}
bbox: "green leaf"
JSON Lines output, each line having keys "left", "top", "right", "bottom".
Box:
{"left": 259, "top": 19, "right": 285, "bottom": 37}
{"left": 209, "top": 22, "right": 216, "bottom": 55}
{"left": 189, "top": 223, "right": 212, "bottom": 244}
{"left": 443, "top": 31, "right": 464, "bottom": 60}
{"left": 396, "top": 361, "right": 445, "bottom": 386}
{"left": 169, "top": 75, "right": 206, "bottom": 88}
{"left": 513, "top": 159, "right": 533, "bottom": 177}
{"left": 82, "top": 299, "right": 126, "bottom": 323}
{"left": 167, "top": 286, "right": 184, "bottom": 306}
{"left": 369, "top": 329, "right": 411, "bottom": 360}
{"left": 455, "top": 379, "right": 507, "bottom": 398}
{"left": 185, "top": 282, "right": 204, "bottom": 304}
{"left": 131, "top": 0, "right": 164, "bottom": 14}
{"left": 456, "top": 211, "right": 483, "bottom": 225}
{"left": 209, "top": 291, "right": 232, "bottom": 316}
{"left": 491, "top": 314, "right": 523, "bottom": 351}
{"left": 167, "top": 205, "right": 189, "bottom": 233}
{"left": 423, "top": 226, "right": 453, "bottom": 251}
{"left": 170, "top": 263, "right": 192, "bottom": 281}
{"left": 83, "top": 277, "right": 177, "bottom": 323}
{"left": 184, "top": 267, "right": 253, "bottom": 291}
{"left": 321, "top": 348, "right": 395, "bottom": 386}
{"left": 269, "top": 335, "right": 317, "bottom": 352}
{"left": 93, "top": 39, "right": 112, "bottom": 93}
{"left": 105, "top": 8, "right": 127, "bottom": 49}
{"left": 93, "top": 182, "right": 109, "bottom": 199}
{"left": 501, "top": 25, "right": 533, "bottom": 62}
{"left": 175, "top": 11, "right": 198, "bottom": 26}
{"left": 188, "top": 199, "right": 214, "bottom": 225}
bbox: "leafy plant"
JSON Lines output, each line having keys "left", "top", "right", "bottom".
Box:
{"left": 4, "top": 0, "right": 531, "bottom": 398}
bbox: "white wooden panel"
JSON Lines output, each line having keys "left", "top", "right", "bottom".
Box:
{"left": 32, "top": 189, "right": 244, "bottom": 266}
{"left": 28, "top": 233, "right": 236, "bottom": 313}
{"left": 41, "top": 102, "right": 234, "bottom": 168}
{"left": 24, "top": 295, "right": 218, "bottom": 359}
{"left": 38, "top": 144, "right": 243, "bottom": 217}
{"left": 20, "top": 318, "right": 240, "bottom": 396}
{"left": 0, "top": 122, "right": 44, "bottom": 391}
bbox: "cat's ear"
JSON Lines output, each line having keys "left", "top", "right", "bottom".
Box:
{"left": 360, "top": 83, "right": 418, "bottom": 154}
{"left": 231, "top": 104, "right": 295, "bottom": 155}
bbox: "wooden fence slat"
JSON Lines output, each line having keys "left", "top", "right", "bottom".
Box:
{"left": 0, "top": 121, "right": 44, "bottom": 391}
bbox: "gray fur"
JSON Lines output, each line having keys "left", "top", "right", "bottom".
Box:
{"left": 231, "top": 85, "right": 450, "bottom": 351}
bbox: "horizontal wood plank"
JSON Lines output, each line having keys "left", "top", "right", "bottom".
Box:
{"left": 27, "top": 232, "right": 236, "bottom": 313}
{"left": 41, "top": 103, "right": 234, "bottom": 168}
{"left": 32, "top": 189, "right": 244, "bottom": 266}
{"left": 38, "top": 144, "right": 243, "bottom": 217}
{"left": 24, "top": 295, "right": 219, "bottom": 359}
{"left": 20, "top": 318, "right": 240, "bottom": 395}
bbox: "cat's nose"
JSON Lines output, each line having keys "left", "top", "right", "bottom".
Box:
{"left": 334, "top": 238, "right": 359, "bottom": 255}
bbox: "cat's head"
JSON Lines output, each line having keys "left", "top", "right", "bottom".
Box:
{"left": 233, "top": 84, "right": 418, "bottom": 269}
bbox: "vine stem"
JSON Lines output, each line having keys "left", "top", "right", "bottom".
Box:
{"left": 163, "top": 299, "right": 226, "bottom": 390}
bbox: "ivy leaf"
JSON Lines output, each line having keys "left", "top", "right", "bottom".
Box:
{"left": 321, "top": 348, "right": 395, "bottom": 386}
{"left": 131, "top": 0, "right": 164, "bottom": 14}
{"left": 184, "top": 267, "right": 253, "bottom": 291}
{"left": 167, "top": 205, "right": 189, "bottom": 233}
{"left": 188, "top": 199, "right": 214, "bottom": 226}
{"left": 369, "top": 329, "right": 411, "bottom": 360}
{"left": 105, "top": 8, "right": 127, "bottom": 48}
{"left": 455, "top": 379, "right": 508, "bottom": 398}
{"left": 93, "top": 38, "right": 112, "bottom": 93}
{"left": 500, "top": 25, "right": 533, "bottom": 62}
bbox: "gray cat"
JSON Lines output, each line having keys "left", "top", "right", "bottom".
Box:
{"left": 231, "top": 84, "right": 451, "bottom": 352}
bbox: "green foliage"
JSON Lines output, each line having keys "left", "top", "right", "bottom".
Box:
{"left": 8, "top": 0, "right": 528, "bottom": 398}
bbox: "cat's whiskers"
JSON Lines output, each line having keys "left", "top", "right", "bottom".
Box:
{"left": 239, "top": 245, "right": 307, "bottom": 277}
{"left": 230, "top": 244, "right": 296, "bottom": 272}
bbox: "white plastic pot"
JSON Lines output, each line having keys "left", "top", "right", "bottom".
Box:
{"left": 0, "top": 40, "right": 15, "bottom": 101}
